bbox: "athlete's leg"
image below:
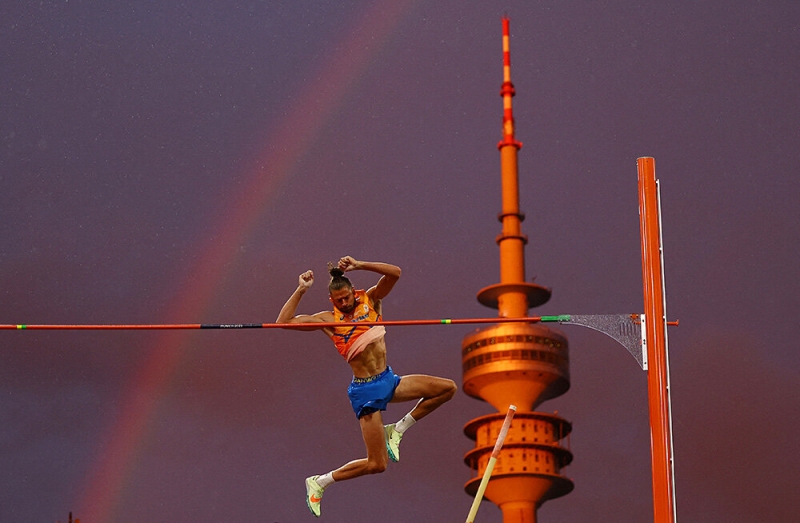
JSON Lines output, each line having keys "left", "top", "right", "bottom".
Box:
{"left": 305, "top": 410, "right": 391, "bottom": 516}
{"left": 391, "top": 374, "right": 457, "bottom": 420}
{"left": 329, "top": 411, "right": 390, "bottom": 481}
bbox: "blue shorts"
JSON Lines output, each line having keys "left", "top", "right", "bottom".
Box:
{"left": 347, "top": 366, "right": 402, "bottom": 419}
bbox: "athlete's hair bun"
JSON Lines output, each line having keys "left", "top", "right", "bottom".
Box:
{"left": 327, "top": 263, "right": 352, "bottom": 292}
{"left": 328, "top": 263, "right": 345, "bottom": 279}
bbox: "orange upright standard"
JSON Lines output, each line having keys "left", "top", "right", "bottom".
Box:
{"left": 638, "top": 157, "right": 677, "bottom": 522}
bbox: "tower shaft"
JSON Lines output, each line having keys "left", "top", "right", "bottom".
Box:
{"left": 498, "top": 18, "right": 528, "bottom": 316}
{"left": 462, "top": 18, "right": 573, "bottom": 521}
{"left": 478, "top": 19, "right": 551, "bottom": 315}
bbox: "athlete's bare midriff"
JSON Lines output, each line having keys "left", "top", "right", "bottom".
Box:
{"left": 348, "top": 338, "right": 388, "bottom": 378}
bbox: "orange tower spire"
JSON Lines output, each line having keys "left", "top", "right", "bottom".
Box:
{"left": 461, "top": 18, "right": 574, "bottom": 522}
{"left": 479, "top": 17, "right": 550, "bottom": 319}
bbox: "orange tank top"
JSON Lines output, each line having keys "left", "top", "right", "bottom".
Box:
{"left": 332, "top": 289, "right": 382, "bottom": 360}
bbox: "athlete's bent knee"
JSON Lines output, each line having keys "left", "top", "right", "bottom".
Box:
{"left": 365, "top": 458, "right": 388, "bottom": 474}
{"left": 442, "top": 379, "right": 457, "bottom": 401}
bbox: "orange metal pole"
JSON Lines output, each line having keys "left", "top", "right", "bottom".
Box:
{"left": 637, "top": 157, "right": 677, "bottom": 523}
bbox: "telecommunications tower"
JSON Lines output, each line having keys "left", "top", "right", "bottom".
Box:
{"left": 461, "top": 19, "right": 573, "bottom": 522}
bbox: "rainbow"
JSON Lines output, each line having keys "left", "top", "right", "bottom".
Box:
{"left": 75, "top": 1, "right": 419, "bottom": 519}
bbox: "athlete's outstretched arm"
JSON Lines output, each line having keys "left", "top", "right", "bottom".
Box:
{"left": 276, "top": 270, "right": 331, "bottom": 329}
{"left": 338, "top": 256, "right": 401, "bottom": 301}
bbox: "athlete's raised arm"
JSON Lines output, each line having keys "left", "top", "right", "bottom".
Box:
{"left": 337, "top": 257, "right": 401, "bottom": 301}
{"left": 276, "top": 270, "right": 333, "bottom": 329}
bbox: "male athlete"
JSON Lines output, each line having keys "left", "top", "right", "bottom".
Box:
{"left": 276, "top": 256, "right": 457, "bottom": 517}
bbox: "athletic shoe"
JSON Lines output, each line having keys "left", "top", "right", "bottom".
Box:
{"left": 384, "top": 423, "right": 403, "bottom": 463}
{"left": 305, "top": 475, "right": 324, "bottom": 517}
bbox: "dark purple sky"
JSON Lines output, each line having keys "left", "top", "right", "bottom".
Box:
{"left": 2, "top": 1, "right": 798, "bottom": 522}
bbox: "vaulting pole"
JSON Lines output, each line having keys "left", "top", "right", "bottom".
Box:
{"left": 637, "top": 157, "right": 677, "bottom": 523}
{"left": 465, "top": 404, "right": 517, "bottom": 523}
